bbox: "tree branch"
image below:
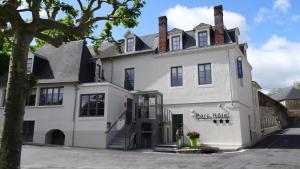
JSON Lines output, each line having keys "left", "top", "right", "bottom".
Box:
{"left": 77, "top": 0, "right": 84, "bottom": 12}
{"left": 35, "top": 32, "right": 63, "bottom": 48}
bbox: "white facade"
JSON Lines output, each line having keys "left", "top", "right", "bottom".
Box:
{"left": 101, "top": 44, "right": 261, "bottom": 149}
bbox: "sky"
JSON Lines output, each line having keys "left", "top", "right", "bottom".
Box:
{"left": 19, "top": 0, "right": 300, "bottom": 92}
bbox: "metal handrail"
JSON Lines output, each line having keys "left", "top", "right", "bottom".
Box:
{"left": 105, "top": 110, "right": 127, "bottom": 134}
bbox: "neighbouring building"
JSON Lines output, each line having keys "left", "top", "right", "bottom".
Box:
{"left": 271, "top": 87, "right": 300, "bottom": 118}
{"left": 258, "top": 91, "right": 288, "bottom": 135}
{"left": 0, "top": 5, "right": 264, "bottom": 150}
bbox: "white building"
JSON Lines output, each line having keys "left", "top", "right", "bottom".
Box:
{"left": 0, "top": 5, "right": 262, "bottom": 150}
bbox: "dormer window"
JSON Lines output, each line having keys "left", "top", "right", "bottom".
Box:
{"left": 95, "top": 64, "right": 101, "bottom": 82}
{"left": 198, "top": 31, "right": 208, "bottom": 47}
{"left": 171, "top": 36, "right": 181, "bottom": 51}
{"left": 27, "top": 58, "right": 33, "bottom": 73}
{"left": 194, "top": 23, "right": 211, "bottom": 48}
{"left": 126, "top": 37, "right": 134, "bottom": 52}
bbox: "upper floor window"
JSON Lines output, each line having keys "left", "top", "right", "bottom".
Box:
{"left": 124, "top": 68, "right": 134, "bottom": 91}
{"left": 25, "top": 89, "right": 36, "bottom": 106}
{"left": 80, "top": 93, "right": 105, "bottom": 117}
{"left": 95, "top": 64, "right": 101, "bottom": 82}
{"left": 127, "top": 38, "right": 134, "bottom": 52}
{"left": 39, "top": 87, "right": 64, "bottom": 106}
{"left": 198, "top": 63, "right": 212, "bottom": 85}
{"left": 27, "top": 58, "right": 33, "bottom": 73}
{"left": 198, "top": 31, "right": 208, "bottom": 47}
{"left": 171, "top": 36, "right": 180, "bottom": 51}
{"left": 171, "top": 66, "right": 183, "bottom": 87}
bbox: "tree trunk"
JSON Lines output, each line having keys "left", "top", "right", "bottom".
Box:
{"left": 0, "top": 31, "right": 33, "bottom": 169}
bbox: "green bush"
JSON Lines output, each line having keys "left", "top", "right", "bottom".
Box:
{"left": 187, "top": 131, "right": 200, "bottom": 139}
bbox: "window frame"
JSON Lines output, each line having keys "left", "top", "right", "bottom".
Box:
{"left": 27, "top": 58, "right": 33, "bottom": 73}
{"left": 171, "top": 35, "right": 181, "bottom": 51}
{"left": 126, "top": 37, "right": 135, "bottom": 52}
{"left": 79, "top": 93, "right": 105, "bottom": 117}
{"left": 124, "top": 68, "right": 135, "bottom": 91}
{"left": 95, "top": 64, "right": 101, "bottom": 82}
{"left": 198, "top": 31, "right": 208, "bottom": 47}
{"left": 170, "top": 66, "right": 183, "bottom": 87}
{"left": 39, "top": 87, "right": 64, "bottom": 106}
{"left": 25, "top": 88, "right": 37, "bottom": 106}
{"left": 198, "top": 63, "right": 212, "bottom": 85}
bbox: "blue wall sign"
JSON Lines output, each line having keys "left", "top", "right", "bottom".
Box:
{"left": 237, "top": 57, "right": 243, "bottom": 79}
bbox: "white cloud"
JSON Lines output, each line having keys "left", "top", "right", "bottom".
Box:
{"left": 292, "top": 15, "right": 300, "bottom": 22}
{"left": 164, "top": 5, "right": 248, "bottom": 41}
{"left": 248, "top": 35, "right": 300, "bottom": 90}
{"left": 254, "top": 8, "right": 272, "bottom": 23}
{"left": 255, "top": 0, "right": 293, "bottom": 23}
{"left": 273, "top": 0, "right": 291, "bottom": 12}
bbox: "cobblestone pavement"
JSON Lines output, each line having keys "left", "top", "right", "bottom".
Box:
{"left": 22, "top": 125, "right": 300, "bottom": 169}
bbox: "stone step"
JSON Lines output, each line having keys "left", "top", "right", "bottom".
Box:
{"left": 154, "top": 147, "right": 177, "bottom": 153}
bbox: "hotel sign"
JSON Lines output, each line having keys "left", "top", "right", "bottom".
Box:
{"left": 193, "top": 112, "right": 230, "bottom": 120}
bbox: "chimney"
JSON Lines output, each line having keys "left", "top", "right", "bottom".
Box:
{"left": 159, "top": 16, "right": 168, "bottom": 53}
{"left": 214, "top": 5, "right": 224, "bottom": 45}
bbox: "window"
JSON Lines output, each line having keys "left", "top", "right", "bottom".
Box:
{"left": 171, "top": 36, "right": 180, "bottom": 51}
{"left": 124, "top": 68, "right": 134, "bottom": 91}
{"left": 39, "top": 87, "right": 64, "bottom": 106}
{"left": 27, "top": 58, "right": 33, "bottom": 73}
{"left": 95, "top": 64, "right": 101, "bottom": 82}
{"left": 26, "top": 89, "right": 36, "bottom": 106}
{"left": 22, "top": 121, "right": 35, "bottom": 142}
{"left": 171, "top": 66, "right": 183, "bottom": 87}
{"left": 198, "top": 63, "right": 212, "bottom": 85}
{"left": 127, "top": 38, "right": 134, "bottom": 52}
{"left": 198, "top": 31, "right": 208, "bottom": 47}
{"left": 80, "top": 94, "right": 105, "bottom": 117}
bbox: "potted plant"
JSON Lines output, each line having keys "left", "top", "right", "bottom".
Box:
{"left": 187, "top": 131, "right": 200, "bottom": 148}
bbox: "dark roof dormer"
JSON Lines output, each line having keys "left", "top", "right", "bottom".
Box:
{"left": 124, "top": 30, "right": 136, "bottom": 53}
{"left": 168, "top": 28, "right": 184, "bottom": 51}
{"left": 193, "top": 23, "right": 212, "bottom": 47}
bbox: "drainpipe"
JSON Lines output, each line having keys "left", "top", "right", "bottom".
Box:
{"left": 227, "top": 48, "right": 234, "bottom": 104}
{"left": 72, "top": 84, "right": 79, "bottom": 146}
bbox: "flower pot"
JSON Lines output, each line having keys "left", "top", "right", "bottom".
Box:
{"left": 189, "top": 138, "right": 198, "bottom": 148}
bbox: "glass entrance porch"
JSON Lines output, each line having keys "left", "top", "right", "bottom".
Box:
{"left": 134, "top": 91, "right": 163, "bottom": 149}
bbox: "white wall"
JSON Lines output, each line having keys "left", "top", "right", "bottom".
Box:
{"left": 74, "top": 83, "right": 132, "bottom": 148}
{"left": 103, "top": 45, "right": 234, "bottom": 105}
{"left": 0, "top": 83, "right": 77, "bottom": 146}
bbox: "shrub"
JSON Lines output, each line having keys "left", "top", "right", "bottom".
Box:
{"left": 187, "top": 131, "right": 200, "bottom": 139}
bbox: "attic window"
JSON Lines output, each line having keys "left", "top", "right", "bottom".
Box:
{"left": 127, "top": 38, "right": 134, "bottom": 52}
{"left": 171, "top": 36, "right": 180, "bottom": 51}
{"left": 27, "top": 58, "right": 33, "bottom": 73}
{"left": 198, "top": 31, "right": 208, "bottom": 47}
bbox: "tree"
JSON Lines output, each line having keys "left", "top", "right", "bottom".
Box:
{"left": 268, "top": 82, "right": 300, "bottom": 96}
{"left": 0, "top": 0, "right": 144, "bottom": 168}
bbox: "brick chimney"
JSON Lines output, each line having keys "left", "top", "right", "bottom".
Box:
{"left": 214, "top": 5, "right": 224, "bottom": 45}
{"left": 159, "top": 16, "right": 168, "bottom": 53}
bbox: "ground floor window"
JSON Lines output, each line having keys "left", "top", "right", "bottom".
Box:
{"left": 26, "top": 89, "right": 36, "bottom": 106}
{"left": 23, "top": 121, "right": 35, "bottom": 142}
{"left": 39, "top": 87, "right": 64, "bottom": 106}
{"left": 80, "top": 93, "right": 105, "bottom": 117}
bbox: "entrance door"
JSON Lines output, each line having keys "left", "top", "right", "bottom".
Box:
{"left": 172, "top": 114, "right": 183, "bottom": 142}
{"left": 126, "top": 98, "right": 133, "bottom": 124}
{"left": 23, "top": 121, "right": 35, "bottom": 142}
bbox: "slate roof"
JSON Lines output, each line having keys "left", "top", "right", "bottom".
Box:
{"left": 34, "top": 40, "right": 85, "bottom": 84}
{"left": 97, "top": 25, "right": 238, "bottom": 59}
{"left": 0, "top": 40, "right": 94, "bottom": 86}
{"left": 271, "top": 88, "right": 300, "bottom": 101}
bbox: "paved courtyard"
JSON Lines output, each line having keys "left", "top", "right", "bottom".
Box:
{"left": 22, "top": 124, "right": 300, "bottom": 169}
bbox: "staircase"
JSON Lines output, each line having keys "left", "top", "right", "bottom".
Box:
{"left": 106, "top": 110, "right": 136, "bottom": 150}
{"left": 154, "top": 144, "right": 178, "bottom": 153}
{"left": 107, "top": 132, "right": 127, "bottom": 149}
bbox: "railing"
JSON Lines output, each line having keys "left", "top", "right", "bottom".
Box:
{"left": 105, "top": 110, "right": 127, "bottom": 134}
{"left": 124, "top": 123, "right": 136, "bottom": 150}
